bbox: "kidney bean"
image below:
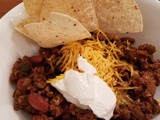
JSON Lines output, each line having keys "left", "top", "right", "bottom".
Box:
{"left": 28, "top": 93, "right": 49, "bottom": 112}
{"left": 30, "top": 55, "right": 43, "bottom": 64}
{"left": 17, "top": 78, "right": 31, "bottom": 92}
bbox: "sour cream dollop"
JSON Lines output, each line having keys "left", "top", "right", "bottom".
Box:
{"left": 51, "top": 56, "right": 116, "bottom": 120}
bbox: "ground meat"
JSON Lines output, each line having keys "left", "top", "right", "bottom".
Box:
{"left": 10, "top": 34, "right": 160, "bottom": 120}
{"left": 10, "top": 53, "right": 96, "bottom": 120}
{"left": 130, "top": 71, "right": 156, "bottom": 97}
{"left": 112, "top": 105, "right": 132, "bottom": 120}
{"left": 10, "top": 56, "right": 32, "bottom": 83}
{"left": 32, "top": 114, "right": 53, "bottom": 120}
{"left": 120, "top": 37, "right": 135, "bottom": 44}
{"left": 138, "top": 44, "right": 156, "bottom": 54}
{"left": 68, "top": 104, "right": 96, "bottom": 120}
{"left": 122, "top": 47, "right": 153, "bottom": 65}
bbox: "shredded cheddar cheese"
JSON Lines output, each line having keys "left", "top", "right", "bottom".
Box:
{"left": 50, "top": 30, "right": 136, "bottom": 104}
{"left": 47, "top": 73, "right": 65, "bottom": 84}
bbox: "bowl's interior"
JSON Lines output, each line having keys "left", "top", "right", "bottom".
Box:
{"left": 0, "top": 0, "right": 160, "bottom": 119}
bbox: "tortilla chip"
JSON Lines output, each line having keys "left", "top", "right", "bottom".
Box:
{"left": 24, "top": 12, "right": 91, "bottom": 48}
{"left": 93, "top": 0, "right": 143, "bottom": 33}
{"left": 39, "top": 0, "right": 99, "bottom": 32}
{"left": 15, "top": 17, "right": 39, "bottom": 37}
{"left": 23, "top": 0, "right": 43, "bottom": 19}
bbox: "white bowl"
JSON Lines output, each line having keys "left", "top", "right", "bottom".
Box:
{"left": 0, "top": 0, "right": 159, "bottom": 119}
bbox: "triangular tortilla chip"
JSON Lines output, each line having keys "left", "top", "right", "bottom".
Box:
{"left": 93, "top": 0, "right": 143, "bottom": 33}
{"left": 23, "top": 0, "right": 43, "bottom": 19}
{"left": 39, "top": 0, "right": 99, "bottom": 32}
{"left": 15, "top": 17, "right": 39, "bottom": 37}
{"left": 24, "top": 12, "right": 91, "bottom": 48}
{"left": 15, "top": 0, "right": 43, "bottom": 36}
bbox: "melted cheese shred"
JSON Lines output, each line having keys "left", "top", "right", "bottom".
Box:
{"left": 55, "top": 30, "right": 134, "bottom": 104}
